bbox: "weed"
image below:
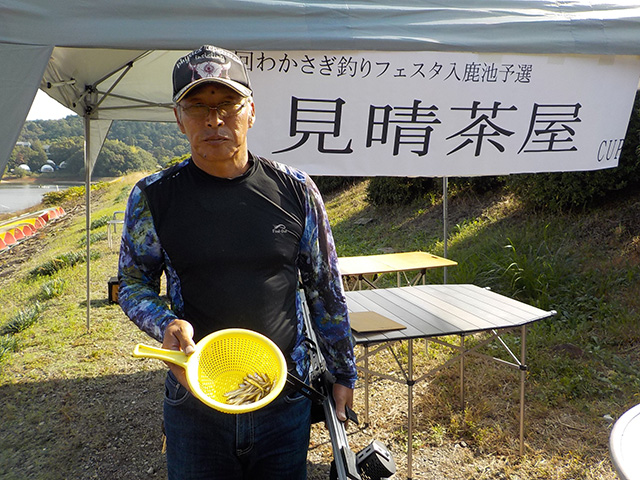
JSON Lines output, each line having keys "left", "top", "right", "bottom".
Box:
{"left": 0, "top": 303, "right": 42, "bottom": 335}
{"left": 0, "top": 335, "right": 17, "bottom": 362}
{"left": 449, "top": 407, "right": 478, "bottom": 439}
{"left": 428, "top": 424, "right": 447, "bottom": 446}
{"left": 43, "top": 185, "right": 86, "bottom": 205}
{"left": 78, "top": 231, "right": 108, "bottom": 247}
{"left": 115, "top": 185, "right": 132, "bottom": 203}
{"left": 38, "top": 278, "right": 68, "bottom": 301}
{"left": 90, "top": 214, "right": 111, "bottom": 230}
{"left": 28, "top": 250, "right": 99, "bottom": 278}
{"left": 42, "top": 181, "right": 109, "bottom": 206}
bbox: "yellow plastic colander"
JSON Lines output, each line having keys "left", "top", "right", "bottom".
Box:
{"left": 133, "top": 328, "right": 287, "bottom": 414}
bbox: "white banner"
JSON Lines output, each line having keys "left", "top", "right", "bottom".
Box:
{"left": 239, "top": 50, "right": 640, "bottom": 177}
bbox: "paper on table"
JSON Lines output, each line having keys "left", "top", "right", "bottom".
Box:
{"left": 349, "top": 311, "right": 406, "bottom": 333}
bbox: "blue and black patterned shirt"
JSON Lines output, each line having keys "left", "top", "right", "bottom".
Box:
{"left": 118, "top": 155, "right": 357, "bottom": 388}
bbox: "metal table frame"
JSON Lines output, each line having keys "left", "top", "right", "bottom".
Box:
{"left": 345, "top": 284, "right": 556, "bottom": 480}
{"left": 107, "top": 210, "right": 125, "bottom": 249}
{"left": 338, "top": 251, "right": 457, "bottom": 290}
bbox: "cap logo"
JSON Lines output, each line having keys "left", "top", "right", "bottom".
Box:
{"left": 190, "top": 59, "right": 231, "bottom": 82}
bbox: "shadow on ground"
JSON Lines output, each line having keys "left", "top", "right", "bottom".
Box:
{"left": 0, "top": 369, "right": 332, "bottom": 480}
{"left": 1, "top": 370, "right": 167, "bottom": 480}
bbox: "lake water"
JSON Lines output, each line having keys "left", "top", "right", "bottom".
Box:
{"left": 0, "top": 183, "right": 73, "bottom": 214}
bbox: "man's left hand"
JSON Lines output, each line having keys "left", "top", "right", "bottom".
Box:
{"left": 332, "top": 383, "right": 354, "bottom": 423}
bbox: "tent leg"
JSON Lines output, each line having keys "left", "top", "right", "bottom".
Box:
{"left": 442, "top": 177, "right": 448, "bottom": 285}
{"left": 84, "top": 117, "right": 91, "bottom": 331}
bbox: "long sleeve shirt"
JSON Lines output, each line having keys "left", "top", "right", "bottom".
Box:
{"left": 118, "top": 155, "right": 357, "bottom": 388}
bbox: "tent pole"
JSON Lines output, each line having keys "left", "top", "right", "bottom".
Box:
{"left": 84, "top": 116, "right": 91, "bottom": 331}
{"left": 442, "top": 177, "right": 448, "bottom": 285}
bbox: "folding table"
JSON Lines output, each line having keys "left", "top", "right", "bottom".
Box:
{"left": 345, "top": 284, "right": 556, "bottom": 479}
{"left": 338, "top": 251, "right": 457, "bottom": 290}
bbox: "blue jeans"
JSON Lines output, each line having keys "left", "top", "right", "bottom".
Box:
{"left": 163, "top": 370, "right": 312, "bottom": 480}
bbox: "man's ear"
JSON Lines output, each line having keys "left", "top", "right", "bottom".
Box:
{"left": 174, "top": 107, "right": 186, "bottom": 134}
{"left": 248, "top": 101, "right": 256, "bottom": 128}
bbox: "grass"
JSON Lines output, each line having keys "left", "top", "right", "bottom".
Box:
{"left": 0, "top": 303, "right": 42, "bottom": 336}
{"left": 0, "top": 174, "right": 639, "bottom": 479}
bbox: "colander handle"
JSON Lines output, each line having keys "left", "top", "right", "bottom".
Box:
{"left": 133, "top": 343, "right": 189, "bottom": 368}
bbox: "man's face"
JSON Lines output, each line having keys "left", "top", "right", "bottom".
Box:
{"left": 174, "top": 84, "right": 255, "bottom": 171}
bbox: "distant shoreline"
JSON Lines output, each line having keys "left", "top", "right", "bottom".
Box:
{"left": 0, "top": 176, "right": 40, "bottom": 184}
{"left": 0, "top": 176, "right": 107, "bottom": 185}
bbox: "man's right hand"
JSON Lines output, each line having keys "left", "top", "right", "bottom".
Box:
{"left": 162, "top": 319, "right": 196, "bottom": 391}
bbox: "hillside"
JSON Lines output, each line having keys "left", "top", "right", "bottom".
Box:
{"left": 18, "top": 116, "right": 188, "bottom": 156}
{"left": 8, "top": 117, "right": 189, "bottom": 177}
{"left": 0, "top": 176, "right": 639, "bottom": 479}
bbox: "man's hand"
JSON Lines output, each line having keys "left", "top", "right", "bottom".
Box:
{"left": 162, "top": 319, "right": 196, "bottom": 391}
{"left": 332, "top": 383, "right": 354, "bottom": 423}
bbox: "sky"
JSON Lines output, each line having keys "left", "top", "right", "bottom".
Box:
{"left": 26, "top": 90, "right": 76, "bottom": 121}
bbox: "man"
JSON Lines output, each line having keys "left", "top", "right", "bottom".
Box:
{"left": 118, "top": 45, "right": 357, "bottom": 479}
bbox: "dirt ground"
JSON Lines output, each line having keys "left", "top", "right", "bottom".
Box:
{"left": 0, "top": 351, "right": 538, "bottom": 480}
{"left": 2, "top": 349, "right": 618, "bottom": 480}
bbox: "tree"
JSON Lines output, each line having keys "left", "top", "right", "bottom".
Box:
{"left": 8, "top": 141, "right": 48, "bottom": 172}
{"left": 92, "top": 140, "right": 157, "bottom": 177}
{"left": 48, "top": 136, "right": 84, "bottom": 168}
{"left": 25, "top": 141, "right": 49, "bottom": 172}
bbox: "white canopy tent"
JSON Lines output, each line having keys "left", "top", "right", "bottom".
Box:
{"left": 1, "top": 0, "right": 640, "bottom": 326}
{"left": 3, "top": 1, "right": 640, "bottom": 176}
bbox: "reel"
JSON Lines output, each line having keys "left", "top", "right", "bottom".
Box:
{"left": 330, "top": 440, "right": 396, "bottom": 480}
{"left": 356, "top": 440, "right": 396, "bottom": 480}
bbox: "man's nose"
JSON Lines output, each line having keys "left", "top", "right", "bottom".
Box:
{"left": 206, "top": 107, "right": 224, "bottom": 126}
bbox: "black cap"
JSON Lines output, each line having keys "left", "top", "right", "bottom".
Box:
{"left": 172, "top": 46, "right": 252, "bottom": 103}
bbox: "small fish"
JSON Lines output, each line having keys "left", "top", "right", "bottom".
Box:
{"left": 223, "top": 372, "right": 274, "bottom": 405}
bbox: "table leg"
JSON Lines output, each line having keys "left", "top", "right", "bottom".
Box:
{"left": 460, "top": 334, "right": 466, "bottom": 409}
{"left": 519, "top": 325, "right": 527, "bottom": 455}
{"left": 407, "top": 338, "right": 414, "bottom": 480}
{"left": 364, "top": 345, "right": 370, "bottom": 426}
